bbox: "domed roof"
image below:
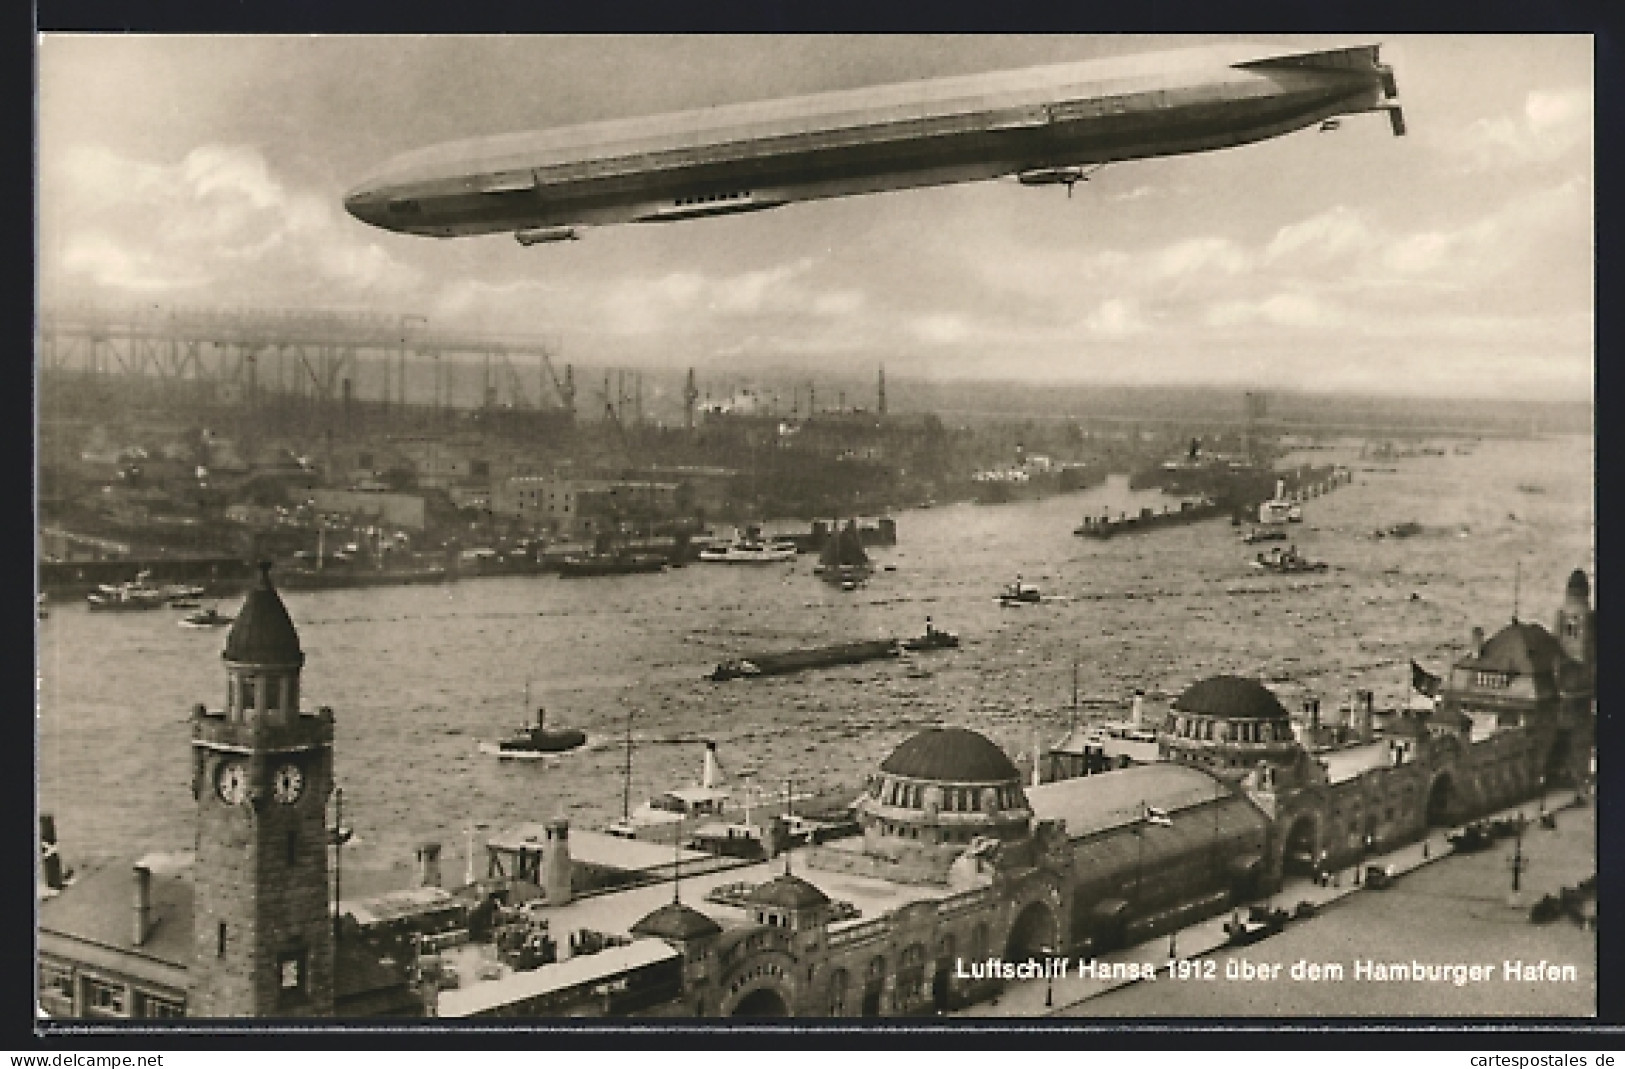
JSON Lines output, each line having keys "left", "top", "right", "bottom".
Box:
{"left": 746, "top": 874, "right": 830, "bottom": 910}
{"left": 1475, "top": 621, "right": 1566, "bottom": 676}
{"left": 1172, "top": 676, "right": 1289, "bottom": 720}
{"left": 1567, "top": 569, "right": 1590, "bottom": 598}
{"left": 630, "top": 901, "right": 722, "bottom": 941}
{"left": 880, "top": 727, "right": 1019, "bottom": 783}
{"left": 224, "top": 563, "right": 304, "bottom": 666}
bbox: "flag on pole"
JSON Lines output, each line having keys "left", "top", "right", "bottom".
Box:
{"left": 1410, "top": 660, "right": 1441, "bottom": 698}
{"left": 1142, "top": 802, "right": 1173, "bottom": 827}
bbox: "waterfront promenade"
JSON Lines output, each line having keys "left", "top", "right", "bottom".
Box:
{"left": 958, "top": 786, "right": 1595, "bottom": 1018}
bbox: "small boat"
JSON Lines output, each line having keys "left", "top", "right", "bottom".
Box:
{"left": 901, "top": 617, "right": 959, "bottom": 651}
{"left": 168, "top": 599, "right": 203, "bottom": 611}
{"left": 478, "top": 706, "right": 586, "bottom": 759}
{"left": 1372, "top": 521, "right": 1423, "bottom": 539}
{"left": 87, "top": 574, "right": 166, "bottom": 611}
{"left": 1241, "top": 527, "right": 1288, "bottom": 545}
{"left": 697, "top": 527, "right": 798, "bottom": 564}
{"left": 1249, "top": 546, "right": 1328, "bottom": 574}
{"left": 163, "top": 583, "right": 207, "bottom": 602}
{"left": 179, "top": 607, "right": 234, "bottom": 629}
{"left": 998, "top": 576, "right": 1042, "bottom": 604}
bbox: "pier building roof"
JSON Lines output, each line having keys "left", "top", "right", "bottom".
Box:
{"left": 880, "top": 727, "right": 1020, "bottom": 783}
{"left": 1026, "top": 763, "right": 1236, "bottom": 840}
{"left": 1172, "top": 676, "right": 1290, "bottom": 721}
{"left": 223, "top": 562, "right": 303, "bottom": 665}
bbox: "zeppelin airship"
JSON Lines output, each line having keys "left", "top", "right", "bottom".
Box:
{"left": 343, "top": 42, "right": 1403, "bottom": 244}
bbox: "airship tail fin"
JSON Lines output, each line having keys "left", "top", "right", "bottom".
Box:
{"left": 1232, "top": 44, "right": 1386, "bottom": 75}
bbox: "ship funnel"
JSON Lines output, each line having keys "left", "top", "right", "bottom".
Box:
{"left": 1275, "top": 478, "right": 1286, "bottom": 500}
{"left": 1131, "top": 690, "right": 1145, "bottom": 728}
{"left": 702, "top": 741, "right": 722, "bottom": 789}
{"left": 416, "top": 842, "right": 443, "bottom": 888}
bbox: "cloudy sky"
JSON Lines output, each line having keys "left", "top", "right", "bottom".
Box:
{"left": 37, "top": 35, "right": 1593, "bottom": 400}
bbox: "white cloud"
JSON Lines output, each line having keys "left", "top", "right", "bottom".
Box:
{"left": 1265, "top": 206, "right": 1375, "bottom": 266}
{"left": 1449, "top": 87, "right": 1592, "bottom": 171}
{"left": 1086, "top": 298, "right": 1147, "bottom": 336}
{"left": 42, "top": 141, "right": 425, "bottom": 306}
{"left": 908, "top": 313, "right": 971, "bottom": 345}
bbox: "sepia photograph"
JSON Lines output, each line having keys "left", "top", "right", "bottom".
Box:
{"left": 34, "top": 33, "right": 1596, "bottom": 1029}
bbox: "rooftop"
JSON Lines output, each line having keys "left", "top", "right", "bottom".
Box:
{"left": 223, "top": 562, "right": 303, "bottom": 665}
{"left": 1026, "top": 763, "right": 1229, "bottom": 839}
{"left": 486, "top": 825, "right": 712, "bottom": 875}
{"left": 880, "top": 727, "right": 1021, "bottom": 784}
{"left": 1172, "top": 676, "right": 1290, "bottom": 721}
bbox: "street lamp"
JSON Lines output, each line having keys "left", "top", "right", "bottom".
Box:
{"left": 1509, "top": 812, "right": 1528, "bottom": 894}
{"left": 1041, "top": 945, "right": 1054, "bottom": 1008}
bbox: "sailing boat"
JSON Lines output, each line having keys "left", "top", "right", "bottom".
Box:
{"left": 813, "top": 519, "right": 871, "bottom": 588}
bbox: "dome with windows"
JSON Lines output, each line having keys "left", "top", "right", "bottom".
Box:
{"left": 1163, "top": 675, "right": 1304, "bottom": 780}
{"left": 879, "top": 727, "right": 1022, "bottom": 783}
{"left": 856, "top": 728, "right": 1032, "bottom": 875}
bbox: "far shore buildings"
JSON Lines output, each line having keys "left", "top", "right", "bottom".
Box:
{"left": 38, "top": 568, "right": 1593, "bottom": 1019}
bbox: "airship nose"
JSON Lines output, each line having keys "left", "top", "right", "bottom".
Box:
{"left": 342, "top": 182, "right": 390, "bottom": 228}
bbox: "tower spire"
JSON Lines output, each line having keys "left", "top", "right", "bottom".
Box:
{"left": 1513, "top": 560, "right": 1521, "bottom": 623}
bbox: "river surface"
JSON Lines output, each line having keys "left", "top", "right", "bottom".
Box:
{"left": 37, "top": 435, "right": 1594, "bottom": 888}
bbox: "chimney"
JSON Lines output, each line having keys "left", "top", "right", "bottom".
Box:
{"left": 701, "top": 741, "right": 721, "bottom": 790}
{"left": 1131, "top": 690, "right": 1145, "bottom": 727}
{"left": 40, "top": 813, "right": 63, "bottom": 892}
{"left": 132, "top": 864, "right": 152, "bottom": 946}
{"left": 416, "top": 842, "right": 442, "bottom": 888}
{"left": 542, "top": 818, "right": 573, "bottom": 906}
{"left": 1275, "top": 478, "right": 1286, "bottom": 500}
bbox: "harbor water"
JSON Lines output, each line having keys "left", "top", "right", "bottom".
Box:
{"left": 37, "top": 435, "right": 1594, "bottom": 889}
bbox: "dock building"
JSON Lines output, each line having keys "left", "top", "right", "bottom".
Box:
{"left": 38, "top": 568, "right": 1593, "bottom": 1019}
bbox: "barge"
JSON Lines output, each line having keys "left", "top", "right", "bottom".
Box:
{"left": 710, "top": 638, "right": 900, "bottom": 681}
{"left": 1074, "top": 497, "right": 1224, "bottom": 539}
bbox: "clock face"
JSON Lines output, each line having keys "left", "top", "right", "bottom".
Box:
{"left": 216, "top": 760, "right": 249, "bottom": 805}
{"left": 272, "top": 762, "right": 305, "bottom": 805}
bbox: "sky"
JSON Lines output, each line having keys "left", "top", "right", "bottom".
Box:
{"left": 36, "top": 34, "right": 1595, "bottom": 401}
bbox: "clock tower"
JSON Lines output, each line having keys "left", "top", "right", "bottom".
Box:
{"left": 189, "top": 563, "right": 335, "bottom": 1017}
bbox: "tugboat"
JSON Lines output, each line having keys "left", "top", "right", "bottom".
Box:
{"left": 997, "top": 575, "right": 1043, "bottom": 604}
{"left": 478, "top": 705, "right": 587, "bottom": 760}
{"left": 179, "top": 606, "right": 234, "bottom": 629}
{"left": 901, "top": 616, "right": 959, "bottom": 651}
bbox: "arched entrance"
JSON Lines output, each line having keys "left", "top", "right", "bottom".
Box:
{"left": 931, "top": 933, "right": 955, "bottom": 1013}
{"left": 1281, "top": 814, "right": 1318, "bottom": 877}
{"left": 1005, "top": 899, "right": 1057, "bottom": 960}
{"left": 860, "top": 955, "right": 885, "bottom": 1017}
{"left": 1426, "top": 773, "right": 1454, "bottom": 827}
{"left": 731, "top": 986, "right": 790, "bottom": 1017}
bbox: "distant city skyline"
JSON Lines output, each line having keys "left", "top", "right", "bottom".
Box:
{"left": 37, "top": 35, "right": 1594, "bottom": 401}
